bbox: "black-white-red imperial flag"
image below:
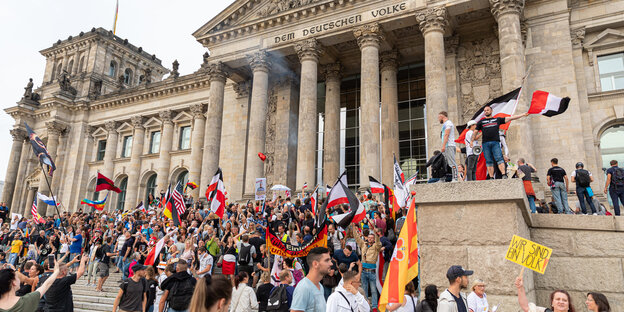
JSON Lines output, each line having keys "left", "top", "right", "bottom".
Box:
{"left": 528, "top": 90, "right": 570, "bottom": 117}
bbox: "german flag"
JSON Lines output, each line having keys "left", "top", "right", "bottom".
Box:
{"left": 96, "top": 172, "right": 121, "bottom": 193}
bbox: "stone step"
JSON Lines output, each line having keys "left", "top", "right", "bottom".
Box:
{"left": 73, "top": 301, "right": 112, "bottom": 311}
{"left": 72, "top": 289, "right": 119, "bottom": 298}
{"left": 73, "top": 295, "right": 116, "bottom": 305}
{"left": 72, "top": 284, "right": 118, "bottom": 292}
{"left": 75, "top": 279, "right": 123, "bottom": 287}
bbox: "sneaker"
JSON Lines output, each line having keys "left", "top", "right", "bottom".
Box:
{"left": 593, "top": 213, "right": 598, "bottom": 215}
{"left": 502, "top": 174, "right": 509, "bottom": 179}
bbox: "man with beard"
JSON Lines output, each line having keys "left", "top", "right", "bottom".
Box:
{"left": 290, "top": 247, "right": 332, "bottom": 312}
{"left": 438, "top": 265, "right": 473, "bottom": 312}
{"left": 473, "top": 105, "right": 528, "bottom": 179}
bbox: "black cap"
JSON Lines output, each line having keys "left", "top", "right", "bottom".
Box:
{"left": 575, "top": 162, "right": 584, "bottom": 169}
{"left": 132, "top": 263, "right": 147, "bottom": 272}
{"left": 447, "top": 265, "right": 473, "bottom": 280}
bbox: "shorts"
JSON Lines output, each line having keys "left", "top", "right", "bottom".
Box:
{"left": 482, "top": 141, "right": 504, "bottom": 166}
{"left": 97, "top": 261, "right": 110, "bottom": 277}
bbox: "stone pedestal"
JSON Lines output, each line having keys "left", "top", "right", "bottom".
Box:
{"left": 323, "top": 63, "right": 342, "bottom": 186}
{"left": 380, "top": 51, "right": 399, "bottom": 186}
{"left": 156, "top": 110, "right": 174, "bottom": 193}
{"left": 354, "top": 23, "right": 383, "bottom": 184}
{"left": 413, "top": 179, "right": 534, "bottom": 309}
{"left": 295, "top": 39, "right": 321, "bottom": 191}
{"left": 2, "top": 129, "right": 26, "bottom": 209}
{"left": 125, "top": 116, "right": 145, "bottom": 209}
{"left": 244, "top": 51, "right": 271, "bottom": 196}
{"left": 417, "top": 7, "right": 449, "bottom": 159}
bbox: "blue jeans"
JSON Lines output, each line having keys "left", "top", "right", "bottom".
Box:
{"left": 8, "top": 253, "right": 18, "bottom": 266}
{"left": 609, "top": 188, "right": 624, "bottom": 216}
{"left": 552, "top": 182, "right": 571, "bottom": 214}
{"left": 361, "top": 270, "right": 378, "bottom": 309}
{"left": 168, "top": 308, "right": 188, "bottom": 312}
{"left": 527, "top": 195, "right": 536, "bottom": 213}
{"left": 576, "top": 187, "right": 596, "bottom": 214}
{"left": 123, "top": 260, "right": 131, "bottom": 280}
{"left": 482, "top": 141, "right": 504, "bottom": 167}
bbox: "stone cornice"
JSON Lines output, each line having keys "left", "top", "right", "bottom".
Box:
{"left": 416, "top": 7, "right": 448, "bottom": 35}
{"left": 353, "top": 23, "right": 384, "bottom": 49}
{"left": 294, "top": 38, "right": 322, "bottom": 62}
{"left": 195, "top": 0, "right": 368, "bottom": 47}
{"left": 489, "top": 0, "right": 524, "bottom": 21}
{"left": 46, "top": 120, "right": 68, "bottom": 136}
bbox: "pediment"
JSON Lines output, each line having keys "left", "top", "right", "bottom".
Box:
{"left": 584, "top": 28, "right": 624, "bottom": 50}
{"left": 92, "top": 127, "right": 108, "bottom": 138}
{"left": 172, "top": 111, "right": 192, "bottom": 123}
{"left": 116, "top": 122, "right": 133, "bottom": 133}
{"left": 26, "top": 167, "right": 42, "bottom": 182}
{"left": 143, "top": 117, "right": 162, "bottom": 129}
{"left": 193, "top": 0, "right": 263, "bottom": 39}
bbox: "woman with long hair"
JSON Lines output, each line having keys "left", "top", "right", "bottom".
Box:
{"left": 585, "top": 293, "right": 610, "bottom": 312}
{"left": 189, "top": 275, "right": 232, "bottom": 312}
{"left": 229, "top": 272, "right": 258, "bottom": 312}
{"left": 516, "top": 276, "right": 576, "bottom": 312}
{"left": 416, "top": 284, "right": 438, "bottom": 312}
{"left": 0, "top": 264, "right": 60, "bottom": 311}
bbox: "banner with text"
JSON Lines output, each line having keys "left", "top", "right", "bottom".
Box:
{"left": 267, "top": 221, "right": 328, "bottom": 258}
{"left": 505, "top": 235, "right": 552, "bottom": 274}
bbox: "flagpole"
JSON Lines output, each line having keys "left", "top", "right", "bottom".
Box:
{"left": 39, "top": 163, "right": 62, "bottom": 218}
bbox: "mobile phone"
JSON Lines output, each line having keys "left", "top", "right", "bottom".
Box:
{"left": 48, "top": 255, "right": 55, "bottom": 269}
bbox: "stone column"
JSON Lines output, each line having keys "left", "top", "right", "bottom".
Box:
{"left": 102, "top": 121, "right": 118, "bottom": 181}
{"left": 354, "top": 23, "right": 383, "bottom": 185}
{"left": 200, "top": 63, "right": 229, "bottom": 198}
{"left": 189, "top": 103, "right": 205, "bottom": 200}
{"left": 416, "top": 7, "right": 449, "bottom": 159}
{"left": 125, "top": 116, "right": 145, "bottom": 209}
{"left": 490, "top": 0, "right": 532, "bottom": 160}
{"left": 37, "top": 121, "right": 63, "bottom": 216}
{"left": 323, "top": 63, "right": 342, "bottom": 186}
{"left": 380, "top": 51, "right": 400, "bottom": 186}
{"left": 11, "top": 141, "right": 31, "bottom": 213}
{"left": 25, "top": 188, "right": 35, "bottom": 213}
{"left": 156, "top": 110, "right": 174, "bottom": 192}
{"left": 295, "top": 39, "right": 321, "bottom": 191}
{"left": 244, "top": 51, "right": 271, "bottom": 196}
{"left": 2, "top": 128, "right": 26, "bottom": 209}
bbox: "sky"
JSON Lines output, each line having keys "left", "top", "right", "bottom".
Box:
{"left": 0, "top": 0, "right": 235, "bottom": 181}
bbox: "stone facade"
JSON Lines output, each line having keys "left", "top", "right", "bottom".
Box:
{"left": 4, "top": 0, "right": 624, "bottom": 214}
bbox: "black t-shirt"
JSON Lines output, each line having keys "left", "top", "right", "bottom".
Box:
{"left": 35, "top": 236, "right": 46, "bottom": 249}
{"left": 476, "top": 117, "right": 506, "bottom": 142}
{"left": 44, "top": 274, "right": 77, "bottom": 312}
{"left": 607, "top": 166, "right": 621, "bottom": 190}
{"left": 547, "top": 166, "right": 567, "bottom": 183}
{"left": 97, "top": 244, "right": 111, "bottom": 264}
{"left": 449, "top": 290, "right": 467, "bottom": 312}
{"left": 256, "top": 282, "right": 274, "bottom": 311}
{"left": 120, "top": 237, "right": 135, "bottom": 258}
{"left": 119, "top": 277, "right": 147, "bottom": 312}
{"left": 249, "top": 237, "right": 264, "bottom": 263}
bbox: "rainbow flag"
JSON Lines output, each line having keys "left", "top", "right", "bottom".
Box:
{"left": 81, "top": 193, "right": 108, "bottom": 211}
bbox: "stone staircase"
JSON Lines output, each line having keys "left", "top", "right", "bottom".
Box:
{"left": 72, "top": 271, "right": 122, "bottom": 312}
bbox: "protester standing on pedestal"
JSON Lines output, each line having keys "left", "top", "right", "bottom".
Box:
{"left": 438, "top": 111, "right": 458, "bottom": 182}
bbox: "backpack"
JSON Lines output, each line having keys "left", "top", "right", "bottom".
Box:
{"left": 168, "top": 277, "right": 195, "bottom": 310}
{"left": 575, "top": 169, "right": 591, "bottom": 187}
{"left": 238, "top": 243, "right": 252, "bottom": 265}
{"left": 613, "top": 167, "right": 624, "bottom": 188}
{"left": 267, "top": 285, "right": 290, "bottom": 312}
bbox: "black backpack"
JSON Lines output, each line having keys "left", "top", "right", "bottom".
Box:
{"left": 267, "top": 285, "right": 290, "bottom": 312}
{"left": 613, "top": 167, "right": 624, "bottom": 188}
{"left": 168, "top": 277, "right": 195, "bottom": 310}
{"left": 238, "top": 243, "right": 252, "bottom": 265}
{"left": 575, "top": 169, "right": 591, "bottom": 187}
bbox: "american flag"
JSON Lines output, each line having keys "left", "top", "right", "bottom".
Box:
{"left": 171, "top": 182, "right": 186, "bottom": 216}
{"left": 31, "top": 200, "right": 44, "bottom": 224}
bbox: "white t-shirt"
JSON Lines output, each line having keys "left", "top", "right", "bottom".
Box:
{"left": 387, "top": 295, "right": 418, "bottom": 312}
{"left": 570, "top": 170, "right": 592, "bottom": 177}
{"left": 467, "top": 292, "right": 489, "bottom": 312}
{"left": 465, "top": 130, "right": 477, "bottom": 156}
{"left": 198, "top": 252, "right": 214, "bottom": 277}
{"left": 441, "top": 120, "right": 456, "bottom": 147}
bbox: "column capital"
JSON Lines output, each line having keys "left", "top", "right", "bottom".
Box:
{"left": 353, "top": 23, "right": 384, "bottom": 49}
{"left": 131, "top": 116, "right": 145, "bottom": 129}
{"left": 416, "top": 7, "right": 449, "bottom": 35}
{"left": 208, "top": 62, "right": 230, "bottom": 83}
{"left": 104, "top": 121, "right": 118, "bottom": 133}
{"left": 190, "top": 103, "right": 205, "bottom": 118}
{"left": 489, "top": 0, "right": 524, "bottom": 21}
{"left": 247, "top": 50, "right": 272, "bottom": 73}
{"left": 9, "top": 128, "right": 27, "bottom": 142}
{"left": 159, "top": 110, "right": 173, "bottom": 124}
{"left": 380, "top": 50, "right": 399, "bottom": 72}
{"left": 46, "top": 120, "right": 66, "bottom": 137}
{"left": 323, "top": 62, "right": 342, "bottom": 81}
{"left": 294, "top": 38, "right": 322, "bottom": 62}
{"left": 570, "top": 27, "right": 585, "bottom": 49}
{"left": 233, "top": 81, "right": 251, "bottom": 99}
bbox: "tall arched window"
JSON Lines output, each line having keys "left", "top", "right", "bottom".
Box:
{"left": 600, "top": 125, "right": 624, "bottom": 168}
{"left": 78, "top": 56, "right": 85, "bottom": 73}
{"left": 50, "top": 63, "right": 57, "bottom": 81}
{"left": 109, "top": 61, "right": 118, "bottom": 77}
{"left": 116, "top": 177, "right": 128, "bottom": 211}
{"left": 145, "top": 174, "right": 157, "bottom": 205}
{"left": 177, "top": 170, "right": 189, "bottom": 187}
{"left": 124, "top": 68, "right": 133, "bottom": 84}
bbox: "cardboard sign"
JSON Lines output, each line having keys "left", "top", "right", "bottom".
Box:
{"left": 255, "top": 178, "right": 266, "bottom": 201}
{"left": 505, "top": 235, "right": 552, "bottom": 274}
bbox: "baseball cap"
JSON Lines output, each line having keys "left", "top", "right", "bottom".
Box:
{"left": 467, "top": 120, "right": 477, "bottom": 127}
{"left": 132, "top": 263, "right": 147, "bottom": 272}
{"left": 446, "top": 265, "right": 473, "bottom": 280}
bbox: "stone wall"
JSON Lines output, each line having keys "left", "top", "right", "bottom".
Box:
{"left": 413, "top": 179, "right": 624, "bottom": 312}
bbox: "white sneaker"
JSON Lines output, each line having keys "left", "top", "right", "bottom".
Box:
{"left": 593, "top": 213, "right": 598, "bottom": 215}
